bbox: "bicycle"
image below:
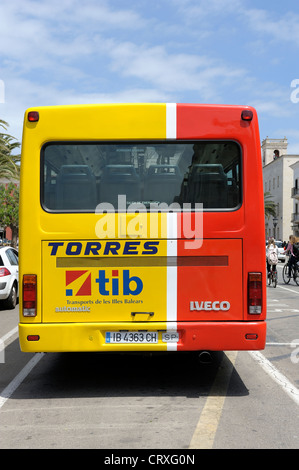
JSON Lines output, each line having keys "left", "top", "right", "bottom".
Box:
{"left": 268, "top": 265, "right": 278, "bottom": 288}
{"left": 282, "top": 259, "right": 299, "bottom": 286}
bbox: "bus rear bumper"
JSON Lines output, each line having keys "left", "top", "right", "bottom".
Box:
{"left": 19, "top": 321, "right": 266, "bottom": 353}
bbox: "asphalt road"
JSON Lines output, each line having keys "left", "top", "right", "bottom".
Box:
{"left": 0, "top": 263, "right": 298, "bottom": 450}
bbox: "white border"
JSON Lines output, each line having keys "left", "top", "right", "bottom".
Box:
{"left": 165, "top": 105, "right": 177, "bottom": 349}
{"left": 166, "top": 103, "right": 177, "bottom": 139}
{"left": 166, "top": 213, "right": 177, "bottom": 350}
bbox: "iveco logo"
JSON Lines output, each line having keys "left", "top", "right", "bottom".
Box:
{"left": 190, "top": 300, "right": 230, "bottom": 311}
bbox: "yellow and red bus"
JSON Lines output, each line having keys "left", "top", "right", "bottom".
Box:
{"left": 19, "top": 103, "right": 266, "bottom": 352}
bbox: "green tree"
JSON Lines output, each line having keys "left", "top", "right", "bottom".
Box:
{"left": 264, "top": 191, "right": 277, "bottom": 219}
{"left": 0, "top": 183, "right": 19, "bottom": 247}
{"left": 0, "top": 119, "right": 20, "bottom": 179}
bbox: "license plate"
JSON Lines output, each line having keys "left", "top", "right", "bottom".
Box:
{"left": 106, "top": 331, "right": 158, "bottom": 344}
{"left": 162, "top": 332, "right": 179, "bottom": 342}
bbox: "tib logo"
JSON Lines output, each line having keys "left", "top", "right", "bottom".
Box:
{"left": 65, "top": 269, "right": 143, "bottom": 296}
{"left": 96, "top": 269, "right": 143, "bottom": 296}
{"left": 66, "top": 270, "right": 92, "bottom": 296}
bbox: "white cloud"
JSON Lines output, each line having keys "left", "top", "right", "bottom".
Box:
{"left": 107, "top": 41, "right": 245, "bottom": 101}
{"left": 2, "top": 0, "right": 145, "bottom": 29}
{"left": 0, "top": 0, "right": 146, "bottom": 74}
{"left": 274, "top": 129, "right": 299, "bottom": 154}
{"left": 0, "top": 0, "right": 248, "bottom": 126}
{"left": 1, "top": 0, "right": 299, "bottom": 151}
{"left": 244, "top": 8, "right": 299, "bottom": 47}
{"left": 1, "top": 75, "right": 173, "bottom": 142}
{"left": 171, "top": 0, "right": 243, "bottom": 21}
{"left": 252, "top": 100, "right": 290, "bottom": 118}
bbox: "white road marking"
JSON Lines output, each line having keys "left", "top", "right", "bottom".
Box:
{"left": 0, "top": 326, "right": 18, "bottom": 345}
{"left": 0, "top": 327, "right": 19, "bottom": 363}
{"left": 277, "top": 285, "right": 299, "bottom": 294}
{"left": 248, "top": 350, "right": 299, "bottom": 407}
{"left": 0, "top": 353, "right": 44, "bottom": 409}
{"left": 189, "top": 351, "right": 238, "bottom": 449}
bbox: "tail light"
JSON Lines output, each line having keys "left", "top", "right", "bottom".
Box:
{"left": 23, "top": 274, "right": 37, "bottom": 317}
{"left": 241, "top": 109, "right": 253, "bottom": 121}
{"left": 27, "top": 335, "right": 40, "bottom": 341}
{"left": 28, "top": 111, "right": 39, "bottom": 122}
{"left": 0, "top": 267, "right": 11, "bottom": 277}
{"left": 248, "top": 272, "right": 262, "bottom": 314}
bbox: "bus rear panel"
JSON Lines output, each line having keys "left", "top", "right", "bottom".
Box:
{"left": 19, "top": 104, "right": 266, "bottom": 352}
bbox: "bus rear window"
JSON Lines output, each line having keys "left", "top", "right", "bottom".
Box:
{"left": 41, "top": 141, "right": 241, "bottom": 212}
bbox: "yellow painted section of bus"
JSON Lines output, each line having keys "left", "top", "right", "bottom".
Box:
{"left": 23, "top": 103, "right": 167, "bottom": 142}
{"left": 19, "top": 322, "right": 170, "bottom": 352}
{"left": 19, "top": 104, "right": 171, "bottom": 351}
{"left": 42, "top": 239, "right": 168, "bottom": 323}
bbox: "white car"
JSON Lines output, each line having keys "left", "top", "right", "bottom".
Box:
{"left": 0, "top": 246, "right": 19, "bottom": 309}
{"left": 275, "top": 240, "right": 287, "bottom": 262}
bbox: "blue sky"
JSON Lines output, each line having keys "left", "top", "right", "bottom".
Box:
{"left": 1, "top": 0, "right": 299, "bottom": 152}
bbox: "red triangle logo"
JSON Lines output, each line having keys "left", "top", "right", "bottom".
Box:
{"left": 76, "top": 273, "right": 91, "bottom": 296}
{"left": 66, "top": 270, "right": 88, "bottom": 286}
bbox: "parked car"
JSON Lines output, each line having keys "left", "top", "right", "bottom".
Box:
{"left": 266, "top": 240, "right": 286, "bottom": 263}
{"left": 276, "top": 240, "right": 287, "bottom": 262}
{"left": 0, "top": 246, "right": 18, "bottom": 309}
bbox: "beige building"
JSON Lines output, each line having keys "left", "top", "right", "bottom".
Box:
{"left": 262, "top": 138, "right": 299, "bottom": 241}
{"left": 290, "top": 160, "right": 299, "bottom": 237}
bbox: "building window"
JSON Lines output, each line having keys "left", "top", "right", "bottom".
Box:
{"left": 273, "top": 150, "right": 280, "bottom": 160}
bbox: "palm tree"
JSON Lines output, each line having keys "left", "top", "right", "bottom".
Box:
{"left": 264, "top": 191, "right": 277, "bottom": 218}
{"left": 0, "top": 119, "right": 20, "bottom": 179}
